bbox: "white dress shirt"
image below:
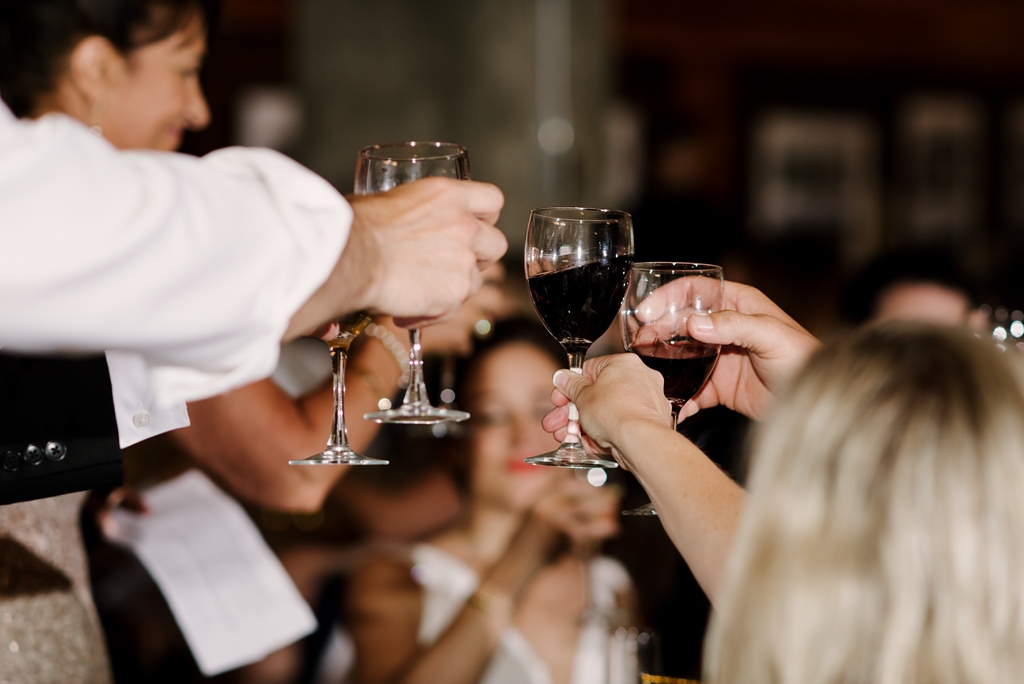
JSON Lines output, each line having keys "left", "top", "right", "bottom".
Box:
{"left": 0, "top": 100, "right": 351, "bottom": 407}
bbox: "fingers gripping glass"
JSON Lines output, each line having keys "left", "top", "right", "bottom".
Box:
{"left": 289, "top": 312, "right": 389, "bottom": 466}
{"left": 356, "top": 142, "right": 472, "bottom": 425}
{"left": 620, "top": 263, "right": 723, "bottom": 514}
{"left": 525, "top": 207, "right": 634, "bottom": 469}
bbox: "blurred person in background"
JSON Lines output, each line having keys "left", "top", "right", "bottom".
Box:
{"left": 842, "top": 248, "right": 982, "bottom": 328}
{"left": 347, "top": 320, "right": 631, "bottom": 684}
{"left": 252, "top": 321, "right": 634, "bottom": 684}
{"left": 0, "top": 0, "right": 506, "bottom": 681}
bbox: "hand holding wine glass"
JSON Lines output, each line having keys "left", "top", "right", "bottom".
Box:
{"left": 676, "top": 281, "right": 821, "bottom": 422}
{"left": 289, "top": 177, "right": 505, "bottom": 338}
{"left": 525, "top": 207, "right": 634, "bottom": 469}
{"left": 356, "top": 142, "right": 475, "bottom": 425}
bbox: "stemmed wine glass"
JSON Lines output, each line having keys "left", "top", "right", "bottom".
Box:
{"left": 525, "top": 207, "right": 634, "bottom": 468}
{"left": 620, "top": 263, "right": 723, "bottom": 514}
{"left": 357, "top": 142, "right": 472, "bottom": 425}
{"left": 289, "top": 311, "right": 389, "bottom": 465}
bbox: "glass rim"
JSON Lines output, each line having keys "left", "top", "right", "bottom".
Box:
{"left": 632, "top": 261, "right": 723, "bottom": 275}
{"left": 358, "top": 141, "right": 466, "bottom": 161}
{"left": 531, "top": 206, "right": 632, "bottom": 222}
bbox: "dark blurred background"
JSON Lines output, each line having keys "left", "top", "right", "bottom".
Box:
{"left": 184, "top": 0, "right": 1024, "bottom": 333}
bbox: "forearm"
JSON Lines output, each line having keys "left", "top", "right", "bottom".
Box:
{"left": 173, "top": 380, "right": 342, "bottom": 511}
{"left": 617, "top": 421, "right": 745, "bottom": 604}
{"left": 390, "top": 529, "right": 551, "bottom": 684}
{"left": 346, "top": 336, "right": 403, "bottom": 452}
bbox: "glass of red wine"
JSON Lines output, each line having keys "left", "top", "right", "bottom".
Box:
{"left": 620, "top": 262, "right": 723, "bottom": 515}
{"left": 525, "top": 207, "right": 634, "bottom": 468}
{"left": 356, "top": 142, "right": 472, "bottom": 425}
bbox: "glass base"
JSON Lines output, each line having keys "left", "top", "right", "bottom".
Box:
{"left": 364, "top": 402, "right": 470, "bottom": 425}
{"left": 622, "top": 502, "right": 658, "bottom": 516}
{"left": 289, "top": 445, "right": 388, "bottom": 466}
{"left": 524, "top": 450, "right": 619, "bottom": 470}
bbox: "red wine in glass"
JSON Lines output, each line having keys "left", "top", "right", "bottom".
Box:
{"left": 620, "top": 262, "right": 725, "bottom": 515}
{"left": 528, "top": 254, "right": 633, "bottom": 356}
{"left": 631, "top": 338, "right": 719, "bottom": 406}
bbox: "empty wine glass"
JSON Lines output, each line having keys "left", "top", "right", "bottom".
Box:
{"left": 525, "top": 207, "right": 634, "bottom": 468}
{"left": 620, "top": 263, "right": 723, "bottom": 514}
{"left": 356, "top": 142, "right": 472, "bottom": 425}
{"left": 289, "top": 311, "right": 389, "bottom": 466}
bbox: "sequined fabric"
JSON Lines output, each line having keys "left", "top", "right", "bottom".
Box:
{"left": 0, "top": 493, "right": 112, "bottom": 683}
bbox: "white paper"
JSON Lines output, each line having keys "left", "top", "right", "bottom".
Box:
{"left": 107, "top": 470, "right": 317, "bottom": 675}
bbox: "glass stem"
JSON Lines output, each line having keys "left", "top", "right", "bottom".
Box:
{"left": 328, "top": 346, "right": 351, "bottom": 449}
{"left": 671, "top": 404, "right": 683, "bottom": 432}
{"left": 563, "top": 350, "right": 586, "bottom": 446}
{"left": 402, "top": 328, "right": 429, "bottom": 407}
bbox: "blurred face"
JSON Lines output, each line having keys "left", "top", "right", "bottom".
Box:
{"left": 463, "top": 342, "right": 566, "bottom": 512}
{"left": 871, "top": 282, "right": 970, "bottom": 327}
{"left": 96, "top": 14, "right": 210, "bottom": 151}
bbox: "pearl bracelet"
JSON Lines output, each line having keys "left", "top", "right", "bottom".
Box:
{"left": 365, "top": 322, "right": 410, "bottom": 388}
{"left": 468, "top": 588, "right": 515, "bottom": 624}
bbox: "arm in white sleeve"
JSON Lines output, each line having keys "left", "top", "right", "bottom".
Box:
{"left": 0, "top": 102, "right": 349, "bottom": 406}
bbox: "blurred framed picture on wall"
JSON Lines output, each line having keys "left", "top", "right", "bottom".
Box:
{"left": 1002, "top": 100, "right": 1024, "bottom": 245}
{"left": 748, "top": 109, "right": 882, "bottom": 265}
{"left": 894, "top": 93, "right": 986, "bottom": 245}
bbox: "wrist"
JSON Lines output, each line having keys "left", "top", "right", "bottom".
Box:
{"left": 467, "top": 587, "right": 515, "bottom": 626}
{"left": 338, "top": 203, "right": 384, "bottom": 313}
{"left": 610, "top": 416, "right": 677, "bottom": 472}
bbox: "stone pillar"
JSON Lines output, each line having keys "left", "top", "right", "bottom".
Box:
{"left": 294, "top": 0, "right": 610, "bottom": 252}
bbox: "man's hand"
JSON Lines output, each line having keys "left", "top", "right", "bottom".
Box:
{"left": 348, "top": 177, "right": 507, "bottom": 325}
{"left": 288, "top": 177, "right": 506, "bottom": 338}
{"left": 679, "top": 281, "right": 820, "bottom": 421}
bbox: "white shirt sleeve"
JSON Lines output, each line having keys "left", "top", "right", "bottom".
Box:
{"left": 0, "top": 102, "right": 350, "bottom": 407}
{"left": 105, "top": 350, "right": 191, "bottom": 448}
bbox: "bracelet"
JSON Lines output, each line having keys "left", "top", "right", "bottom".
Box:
{"left": 468, "top": 588, "right": 515, "bottom": 624}
{"left": 355, "top": 369, "right": 393, "bottom": 411}
{"left": 365, "top": 322, "right": 410, "bottom": 388}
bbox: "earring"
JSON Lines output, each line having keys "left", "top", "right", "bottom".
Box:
{"left": 88, "top": 99, "right": 104, "bottom": 137}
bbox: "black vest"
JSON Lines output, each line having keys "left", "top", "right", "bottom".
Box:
{"left": 0, "top": 355, "right": 123, "bottom": 506}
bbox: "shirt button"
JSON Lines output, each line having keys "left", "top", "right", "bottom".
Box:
{"left": 44, "top": 441, "right": 67, "bottom": 462}
{"left": 23, "top": 445, "right": 43, "bottom": 466}
{"left": 2, "top": 451, "right": 21, "bottom": 472}
{"left": 133, "top": 412, "right": 151, "bottom": 428}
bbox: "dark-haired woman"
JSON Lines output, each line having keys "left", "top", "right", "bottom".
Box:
{"left": 343, "top": 320, "right": 633, "bottom": 684}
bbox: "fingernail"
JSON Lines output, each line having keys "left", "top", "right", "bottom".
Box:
{"left": 553, "top": 370, "right": 568, "bottom": 389}
{"left": 691, "top": 313, "right": 714, "bottom": 332}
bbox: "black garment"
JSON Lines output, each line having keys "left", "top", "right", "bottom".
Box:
{"left": 0, "top": 355, "right": 122, "bottom": 505}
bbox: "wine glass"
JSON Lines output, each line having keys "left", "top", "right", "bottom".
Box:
{"left": 620, "top": 263, "right": 723, "bottom": 514}
{"left": 525, "top": 207, "right": 634, "bottom": 468}
{"left": 356, "top": 142, "right": 472, "bottom": 425}
{"left": 289, "top": 311, "right": 389, "bottom": 465}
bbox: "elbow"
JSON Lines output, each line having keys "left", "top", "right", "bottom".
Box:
{"left": 250, "top": 479, "right": 332, "bottom": 513}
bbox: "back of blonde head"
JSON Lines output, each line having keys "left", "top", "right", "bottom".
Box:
{"left": 705, "top": 325, "right": 1024, "bottom": 684}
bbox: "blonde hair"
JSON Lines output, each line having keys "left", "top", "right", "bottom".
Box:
{"left": 705, "top": 324, "right": 1024, "bottom": 684}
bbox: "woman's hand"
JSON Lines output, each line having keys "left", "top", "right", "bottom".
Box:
{"left": 680, "top": 281, "right": 820, "bottom": 421}
{"left": 541, "top": 354, "right": 673, "bottom": 469}
{"left": 531, "top": 476, "right": 620, "bottom": 547}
